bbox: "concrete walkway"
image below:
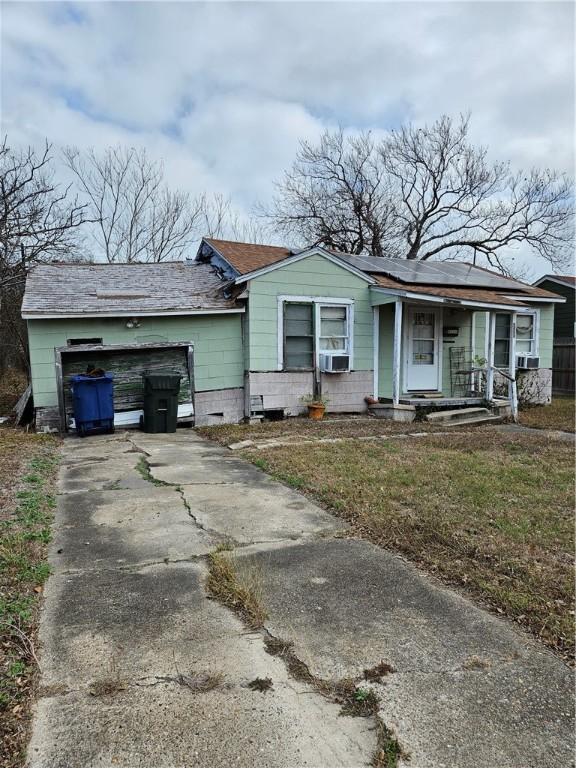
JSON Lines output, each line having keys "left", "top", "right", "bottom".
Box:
{"left": 28, "top": 431, "right": 574, "bottom": 768}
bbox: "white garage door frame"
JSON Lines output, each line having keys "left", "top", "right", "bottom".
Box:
{"left": 55, "top": 341, "right": 195, "bottom": 433}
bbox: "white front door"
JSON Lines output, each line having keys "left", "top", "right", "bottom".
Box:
{"left": 405, "top": 307, "right": 441, "bottom": 391}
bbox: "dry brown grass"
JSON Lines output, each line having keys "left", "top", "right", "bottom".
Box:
{"left": 206, "top": 550, "right": 267, "bottom": 629}
{"left": 246, "top": 430, "right": 575, "bottom": 660}
{"left": 196, "top": 415, "right": 443, "bottom": 447}
{"left": 519, "top": 396, "right": 575, "bottom": 433}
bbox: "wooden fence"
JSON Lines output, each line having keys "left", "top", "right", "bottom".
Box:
{"left": 552, "top": 337, "right": 575, "bottom": 395}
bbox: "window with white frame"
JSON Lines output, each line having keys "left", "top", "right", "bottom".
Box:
{"left": 515, "top": 313, "right": 537, "bottom": 356}
{"left": 282, "top": 300, "right": 352, "bottom": 370}
{"left": 283, "top": 303, "right": 315, "bottom": 370}
{"left": 494, "top": 311, "right": 538, "bottom": 367}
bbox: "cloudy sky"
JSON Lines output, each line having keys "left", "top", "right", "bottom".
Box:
{"left": 1, "top": 0, "right": 574, "bottom": 273}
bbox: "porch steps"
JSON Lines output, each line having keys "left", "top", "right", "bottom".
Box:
{"left": 426, "top": 407, "right": 502, "bottom": 427}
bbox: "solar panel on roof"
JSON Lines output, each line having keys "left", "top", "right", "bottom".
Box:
{"left": 336, "top": 253, "right": 524, "bottom": 290}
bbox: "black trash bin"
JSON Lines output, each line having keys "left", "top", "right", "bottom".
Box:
{"left": 142, "top": 372, "right": 181, "bottom": 433}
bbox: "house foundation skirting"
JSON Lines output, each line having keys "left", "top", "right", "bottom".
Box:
{"left": 246, "top": 370, "right": 372, "bottom": 416}
{"left": 494, "top": 368, "right": 552, "bottom": 406}
{"left": 194, "top": 387, "right": 245, "bottom": 426}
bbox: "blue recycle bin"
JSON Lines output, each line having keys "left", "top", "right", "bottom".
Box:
{"left": 70, "top": 373, "right": 115, "bottom": 437}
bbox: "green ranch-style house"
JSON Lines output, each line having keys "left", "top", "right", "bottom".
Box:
{"left": 22, "top": 238, "right": 565, "bottom": 431}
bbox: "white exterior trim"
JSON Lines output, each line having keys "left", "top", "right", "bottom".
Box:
{"left": 373, "top": 306, "right": 380, "bottom": 399}
{"left": 235, "top": 248, "right": 376, "bottom": 285}
{"left": 23, "top": 308, "right": 245, "bottom": 319}
{"left": 392, "top": 300, "right": 402, "bottom": 405}
{"left": 504, "top": 295, "right": 564, "bottom": 303}
{"left": 277, "top": 295, "right": 355, "bottom": 371}
{"left": 533, "top": 275, "right": 574, "bottom": 292}
{"left": 402, "top": 305, "right": 443, "bottom": 394}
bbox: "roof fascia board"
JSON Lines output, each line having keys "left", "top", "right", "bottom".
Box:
{"left": 533, "top": 276, "right": 575, "bottom": 290}
{"left": 503, "top": 295, "right": 565, "bottom": 304}
{"left": 23, "top": 308, "right": 245, "bottom": 320}
{"left": 234, "top": 247, "right": 376, "bottom": 285}
{"left": 369, "top": 286, "right": 532, "bottom": 312}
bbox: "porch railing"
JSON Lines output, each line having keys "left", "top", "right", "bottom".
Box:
{"left": 468, "top": 366, "right": 518, "bottom": 421}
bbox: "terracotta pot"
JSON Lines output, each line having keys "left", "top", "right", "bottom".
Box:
{"left": 307, "top": 403, "right": 326, "bottom": 420}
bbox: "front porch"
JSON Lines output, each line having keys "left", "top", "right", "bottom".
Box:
{"left": 371, "top": 291, "right": 523, "bottom": 421}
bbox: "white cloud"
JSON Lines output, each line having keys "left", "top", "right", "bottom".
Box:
{"left": 1, "top": 0, "right": 574, "bottom": 273}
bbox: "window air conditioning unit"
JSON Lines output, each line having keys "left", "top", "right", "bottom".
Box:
{"left": 319, "top": 353, "right": 350, "bottom": 373}
{"left": 516, "top": 355, "right": 539, "bottom": 370}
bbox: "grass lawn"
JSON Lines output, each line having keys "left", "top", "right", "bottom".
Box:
{"left": 197, "top": 415, "right": 443, "bottom": 446}
{"left": 0, "top": 428, "right": 59, "bottom": 768}
{"left": 238, "top": 430, "right": 574, "bottom": 661}
{"left": 519, "top": 396, "right": 575, "bottom": 433}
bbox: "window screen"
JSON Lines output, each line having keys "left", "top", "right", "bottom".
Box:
{"left": 515, "top": 314, "right": 535, "bottom": 355}
{"left": 284, "top": 303, "right": 314, "bottom": 369}
{"left": 319, "top": 305, "right": 348, "bottom": 352}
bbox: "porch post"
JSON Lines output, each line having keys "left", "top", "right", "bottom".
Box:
{"left": 372, "top": 306, "right": 380, "bottom": 399}
{"left": 485, "top": 311, "right": 495, "bottom": 401}
{"left": 509, "top": 313, "right": 518, "bottom": 420}
{"left": 392, "top": 299, "right": 402, "bottom": 406}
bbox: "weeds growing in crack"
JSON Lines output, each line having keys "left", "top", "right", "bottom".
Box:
{"left": 263, "top": 635, "right": 406, "bottom": 766}
{"left": 135, "top": 457, "right": 172, "bottom": 486}
{"left": 206, "top": 548, "right": 267, "bottom": 629}
{"left": 372, "top": 720, "right": 408, "bottom": 768}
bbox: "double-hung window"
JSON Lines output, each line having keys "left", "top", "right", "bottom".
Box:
{"left": 283, "top": 303, "right": 315, "bottom": 370}
{"left": 494, "top": 311, "right": 538, "bottom": 367}
{"left": 515, "top": 313, "right": 537, "bottom": 356}
{"left": 282, "top": 299, "right": 352, "bottom": 370}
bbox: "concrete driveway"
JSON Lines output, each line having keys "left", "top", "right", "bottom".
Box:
{"left": 28, "top": 431, "right": 574, "bottom": 768}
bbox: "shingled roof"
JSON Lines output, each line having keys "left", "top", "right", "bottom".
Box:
{"left": 370, "top": 273, "right": 562, "bottom": 307}
{"left": 22, "top": 261, "right": 240, "bottom": 318}
{"left": 202, "top": 238, "right": 293, "bottom": 274}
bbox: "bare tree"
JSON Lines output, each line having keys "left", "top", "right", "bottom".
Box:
{"left": 201, "top": 192, "right": 269, "bottom": 244}
{"left": 63, "top": 145, "right": 209, "bottom": 263}
{"left": 0, "top": 138, "right": 87, "bottom": 372}
{"left": 267, "top": 116, "right": 574, "bottom": 271}
{"left": 266, "top": 130, "right": 398, "bottom": 256}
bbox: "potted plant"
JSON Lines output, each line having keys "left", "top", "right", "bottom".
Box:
{"left": 301, "top": 393, "right": 329, "bottom": 421}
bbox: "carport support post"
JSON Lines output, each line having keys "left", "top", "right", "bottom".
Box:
{"left": 485, "top": 311, "right": 496, "bottom": 402}
{"left": 392, "top": 299, "right": 402, "bottom": 406}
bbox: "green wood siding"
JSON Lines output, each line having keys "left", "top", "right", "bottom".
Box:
{"left": 473, "top": 306, "right": 554, "bottom": 368}
{"left": 378, "top": 304, "right": 394, "bottom": 398}
{"left": 28, "top": 314, "right": 244, "bottom": 408}
{"left": 442, "top": 310, "right": 472, "bottom": 396}
{"left": 247, "top": 254, "right": 374, "bottom": 371}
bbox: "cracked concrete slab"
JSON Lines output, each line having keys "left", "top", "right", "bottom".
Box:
{"left": 147, "top": 451, "right": 278, "bottom": 486}
{"left": 51, "top": 487, "right": 218, "bottom": 569}
{"left": 181, "top": 481, "right": 345, "bottom": 544}
{"left": 29, "top": 431, "right": 374, "bottom": 768}
{"left": 236, "top": 538, "right": 574, "bottom": 768}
